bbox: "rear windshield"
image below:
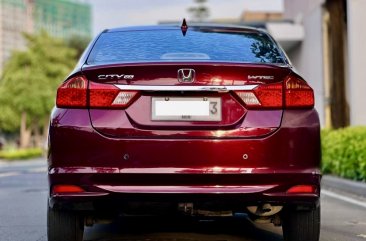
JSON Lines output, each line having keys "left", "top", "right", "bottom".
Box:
{"left": 87, "top": 29, "right": 286, "bottom": 65}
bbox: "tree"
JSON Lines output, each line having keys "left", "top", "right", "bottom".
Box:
{"left": 0, "top": 31, "right": 76, "bottom": 148}
{"left": 66, "top": 35, "right": 90, "bottom": 59}
{"left": 188, "top": 0, "right": 210, "bottom": 22}
{"left": 325, "top": 0, "right": 349, "bottom": 128}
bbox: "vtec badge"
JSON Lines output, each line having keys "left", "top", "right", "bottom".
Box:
{"left": 248, "top": 75, "right": 274, "bottom": 80}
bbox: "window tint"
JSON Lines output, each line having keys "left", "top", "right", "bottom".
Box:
{"left": 87, "top": 29, "right": 285, "bottom": 65}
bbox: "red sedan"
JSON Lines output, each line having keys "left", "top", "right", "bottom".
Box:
{"left": 48, "top": 24, "right": 321, "bottom": 241}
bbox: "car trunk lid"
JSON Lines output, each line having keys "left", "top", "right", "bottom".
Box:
{"left": 82, "top": 63, "right": 290, "bottom": 138}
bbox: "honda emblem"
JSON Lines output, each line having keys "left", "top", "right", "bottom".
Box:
{"left": 178, "top": 69, "right": 196, "bottom": 83}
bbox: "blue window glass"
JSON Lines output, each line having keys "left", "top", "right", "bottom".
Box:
{"left": 87, "top": 29, "right": 285, "bottom": 64}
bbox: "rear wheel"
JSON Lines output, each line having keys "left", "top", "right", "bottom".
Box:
{"left": 47, "top": 206, "right": 84, "bottom": 241}
{"left": 282, "top": 205, "right": 320, "bottom": 241}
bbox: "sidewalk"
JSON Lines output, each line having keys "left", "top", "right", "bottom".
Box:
{"left": 0, "top": 157, "right": 46, "bottom": 174}
{"left": 322, "top": 175, "right": 366, "bottom": 198}
{"left": 0, "top": 157, "right": 45, "bottom": 166}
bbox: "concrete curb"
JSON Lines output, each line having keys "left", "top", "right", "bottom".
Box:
{"left": 322, "top": 175, "right": 366, "bottom": 197}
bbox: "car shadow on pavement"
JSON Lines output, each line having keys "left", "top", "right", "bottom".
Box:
{"left": 84, "top": 216, "right": 283, "bottom": 241}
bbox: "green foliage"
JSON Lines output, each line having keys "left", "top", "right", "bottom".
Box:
{"left": 66, "top": 35, "right": 90, "bottom": 59}
{"left": 0, "top": 105, "right": 19, "bottom": 132}
{"left": 0, "top": 31, "right": 77, "bottom": 132}
{"left": 322, "top": 127, "right": 366, "bottom": 181}
{"left": 0, "top": 148, "right": 43, "bottom": 160}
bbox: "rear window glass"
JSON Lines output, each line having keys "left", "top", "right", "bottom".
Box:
{"left": 87, "top": 29, "right": 285, "bottom": 65}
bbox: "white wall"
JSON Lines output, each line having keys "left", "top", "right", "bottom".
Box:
{"left": 347, "top": 0, "right": 366, "bottom": 125}
{"left": 286, "top": 7, "right": 325, "bottom": 126}
{"left": 284, "top": 0, "right": 325, "bottom": 20}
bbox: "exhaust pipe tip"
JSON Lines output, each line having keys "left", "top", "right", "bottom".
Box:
{"left": 247, "top": 204, "right": 283, "bottom": 217}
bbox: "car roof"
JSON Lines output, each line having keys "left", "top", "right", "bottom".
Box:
{"left": 104, "top": 24, "right": 267, "bottom": 34}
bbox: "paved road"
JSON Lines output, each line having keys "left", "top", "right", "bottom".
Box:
{"left": 1, "top": 159, "right": 366, "bottom": 241}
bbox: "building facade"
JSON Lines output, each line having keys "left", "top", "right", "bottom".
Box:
{"left": 33, "top": 0, "right": 91, "bottom": 39}
{"left": 0, "top": 0, "right": 31, "bottom": 73}
{"left": 0, "top": 0, "right": 91, "bottom": 73}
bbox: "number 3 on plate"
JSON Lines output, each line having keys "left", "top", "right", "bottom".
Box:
{"left": 210, "top": 102, "right": 218, "bottom": 114}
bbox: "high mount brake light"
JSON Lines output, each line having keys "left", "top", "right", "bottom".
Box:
{"left": 56, "top": 75, "right": 139, "bottom": 108}
{"left": 234, "top": 75, "right": 314, "bottom": 109}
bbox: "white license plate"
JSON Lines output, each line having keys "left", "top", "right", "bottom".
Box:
{"left": 152, "top": 97, "right": 222, "bottom": 121}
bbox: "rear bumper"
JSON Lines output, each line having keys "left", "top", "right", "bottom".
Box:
{"left": 49, "top": 170, "right": 321, "bottom": 212}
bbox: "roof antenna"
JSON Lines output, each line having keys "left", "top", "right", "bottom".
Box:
{"left": 181, "top": 18, "right": 188, "bottom": 36}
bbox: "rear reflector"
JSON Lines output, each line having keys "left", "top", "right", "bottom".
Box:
{"left": 56, "top": 75, "right": 139, "bottom": 108}
{"left": 52, "top": 185, "right": 85, "bottom": 194}
{"left": 56, "top": 76, "right": 87, "bottom": 108}
{"left": 287, "top": 185, "right": 316, "bottom": 194}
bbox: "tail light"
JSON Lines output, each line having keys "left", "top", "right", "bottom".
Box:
{"left": 56, "top": 76, "right": 87, "bottom": 108}
{"left": 89, "top": 82, "right": 139, "bottom": 108}
{"left": 285, "top": 75, "right": 314, "bottom": 108}
{"left": 235, "top": 82, "right": 283, "bottom": 108}
{"left": 234, "top": 74, "right": 314, "bottom": 109}
{"left": 56, "top": 75, "right": 139, "bottom": 108}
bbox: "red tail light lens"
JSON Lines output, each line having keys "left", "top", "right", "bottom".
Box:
{"left": 235, "top": 82, "right": 283, "bottom": 109}
{"left": 253, "top": 82, "right": 283, "bottom": 108}
{"left": 56, "top": 75, "right": 139, "bottom": 108}
{"left": 56, "top": 76, "right": 87, "bottom": 108}
{"left": 52, "top": 185, "right": 85, "bottom": 194}
{"left": 285, "top": 76, "right": 314, "bottom": 108}
{"left": 89, "top": 82, "right": 139, "bottom": 108}
{"left": 234, "top": 75, "right": 314, "bottom": 109}
{"left": 287, "top": 185, "right": 316, "bottom": 194}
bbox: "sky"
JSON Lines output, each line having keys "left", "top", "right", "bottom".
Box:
{"left": 86, "top": 0, "right": 284, "bottom": 36}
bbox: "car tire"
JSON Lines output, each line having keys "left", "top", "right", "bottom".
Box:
{"left": 47, "top": 206, "right": 84, "bottom": 241}
{"left": 282, "top": 205, "right": 320, "bottom": 241}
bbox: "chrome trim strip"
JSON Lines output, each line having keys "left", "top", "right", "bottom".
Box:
{"left": 114, "top": 85, "right": 258, "bottom": 92}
